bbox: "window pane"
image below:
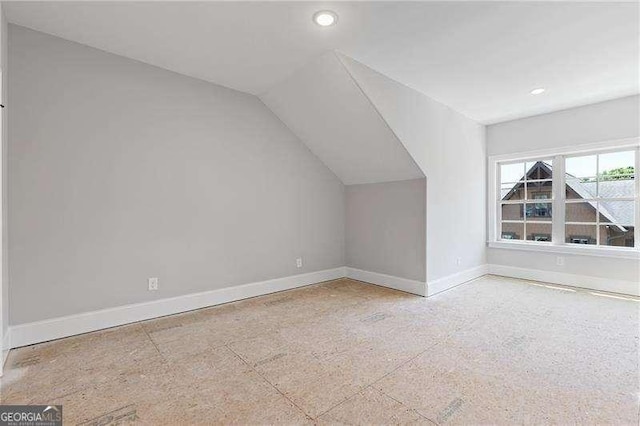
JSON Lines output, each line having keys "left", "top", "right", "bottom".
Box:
{"left": 525, "top": 202, "right": 552, "bottom": 221}
{"left": 501, "top": 222, "right": 523, "bottom": 240}
{"left": 502, "top": 204, "right": 523, "bottom": 220}
{"left": 598, "top": 201, "right": 634, "bottom": 226}
{"left": 600, "top": 225, "right": 634, "bottom": 247}
{"left": 597, "top": 179, "right": 635, "bottom": 199}
{"left": 501, "top": 182, "right": 524, "bottom": 200}
{"left": 526, "top": 159, "right": 553, "bottom": 180}
{"left": 526, "top": 222, "right": 551, "bottom": 242}
{"left": 526, "top": 181, "right": 553, "bottom": 200}
{"left": 566, "top": 202, "right": 597, "bottom": 223}
{"left": 501, "top": 163, "right": 525, "bottom": 184}
{"left": 565, "top": 177, "right": 596, "bottom": 199}
{"left": 599, "top": 150, "right": 635, "bottom": 179}
{"left": 566, "top": 224, "right": 596, "bottom": 245}
{"left": 566, "top": 155, "right": 597, "bottom": 181}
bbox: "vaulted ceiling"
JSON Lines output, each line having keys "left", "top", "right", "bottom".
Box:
{"left": 5, "top": 1, "right": 638, "bottom": 124}
{"left": 261, "top": 52, "right": 423, "bottom": 185}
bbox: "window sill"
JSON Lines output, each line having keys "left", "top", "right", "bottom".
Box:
{"left": 487, "top": 241, "right": 640, "bottom": 260}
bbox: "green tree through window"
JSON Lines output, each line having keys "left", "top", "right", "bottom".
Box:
{"left": 600, "top": 166, "right": 634, "bottom": 181}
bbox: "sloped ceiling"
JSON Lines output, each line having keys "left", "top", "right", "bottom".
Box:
{"left": 338, "top": 53, "right": 431, "bottom": 176}
{"left": 261, "top": 52, "right": 423, "bottom": 185}
{"left": 5, "top": 1, "right": 638, "bottom": 123}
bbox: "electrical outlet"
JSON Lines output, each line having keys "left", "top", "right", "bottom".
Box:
{"left": 456, "top": 257, "right": 462, "bottom": 266}
{"left": 148, "top": 277, "right": 159, "bottom": 291}
{"left": 296, "top": 257, "right": 303, "bottom": 268}
{"left": 556, "top": 256, "right": 564, "bottom": 266}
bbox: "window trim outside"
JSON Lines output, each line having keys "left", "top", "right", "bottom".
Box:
{"left": 488, "top": 137, "right": 640, "bottom": 260}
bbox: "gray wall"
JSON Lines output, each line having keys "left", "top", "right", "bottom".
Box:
{"left": 487, "top": 95, "right": 639, "bottom": 283}
{"left": 346, "top": 178, "right": 426, "bottom": 281}
{"left": 488, "top": 95, "right": 639, "bottom": 156}
{"left": 8, "top": 25, "right": 345, "bottom": 325}
{"left": 1, "top": 6, "right": 7, "bottom": 355}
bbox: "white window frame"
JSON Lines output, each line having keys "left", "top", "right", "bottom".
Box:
{"left": 487, "top": 138, "right": 640, "bottom": 260}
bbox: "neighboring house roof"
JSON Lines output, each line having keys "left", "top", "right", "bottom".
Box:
{"left": 582, "top": 180, "right": 635, "bottom": 226}
{"left": 503, "top": 162, "right": 634, "bottom": 231}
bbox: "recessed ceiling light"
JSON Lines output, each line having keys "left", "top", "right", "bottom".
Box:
{"left": 313, "top": 10, "right": 338, "bottom": 27}
{"left": 530, "top": 88, "right": 545, "bottom": 95}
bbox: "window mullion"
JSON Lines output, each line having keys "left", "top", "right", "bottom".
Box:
{"left": 495, "top": 161, "right": 501, "bottom": 241}
{"left": 552, "top": 154, "right": 565, "bottom": 245}
{"left": 596, "top": 154, "right": 600, "bottom": 245}
{"left": 634, "top": 149, "right": 640, "bottom": 247}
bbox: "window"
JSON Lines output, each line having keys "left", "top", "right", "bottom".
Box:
{"left": 499, "top": 159, "right": 553, "bottom": 242}
{"left": 565, "top": 151, "right": 636, "bottom": 247}
{"left": 491, "top": 144, "right": 639, "bottom": 255}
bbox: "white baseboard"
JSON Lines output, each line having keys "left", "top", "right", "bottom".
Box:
{"left": 346, "top": 267, "right": 426, "bottom": 296}
{"left": 8, "top": 267, "right": 346, "bottom": 349}
{"left": 426, "top": 265, "right": 490, "bottom": 296}
{"left": 9, "top": 263, "right": 635, "bottom": 350}
{"left": 488, "top": 264, "right": 639, "bottom": 297}
{"left": 1, "top": 328, "right": 11, "bottom": 373}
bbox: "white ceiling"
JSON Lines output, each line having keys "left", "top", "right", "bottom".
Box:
{"left": 262, "top": 52, "right": 423, "bottom": 185}
{"left": 5, "top": 1, "right": 639, "bottom": 124}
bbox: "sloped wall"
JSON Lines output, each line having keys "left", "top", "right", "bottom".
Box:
{"left": 339, "top": 54, "right": 487, "bottom": 285}
{"left": 261, "top": 50, "right": 485, "bottom": 288}
{"left": 261, "top": 52, "right": 424, "bottom": 185}
{"left": 262, "top": 51, "right": 428, "bottom": 291}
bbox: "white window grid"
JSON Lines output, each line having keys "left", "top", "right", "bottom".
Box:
{"left": 492, "top": 144, "right": 639, "bottom": 251}
{"left": 499, "top": 159, "right": 554, "bottom": 243}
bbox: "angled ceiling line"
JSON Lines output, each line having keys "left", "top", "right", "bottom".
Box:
{"left": 260, "top": 51, "right": 423, "bottom": 186}
{"left": 333, "top": 51, "right": 427, "bottom": 180}
{"left": 5, "top": 1, "right": 637, "bottom": 124}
